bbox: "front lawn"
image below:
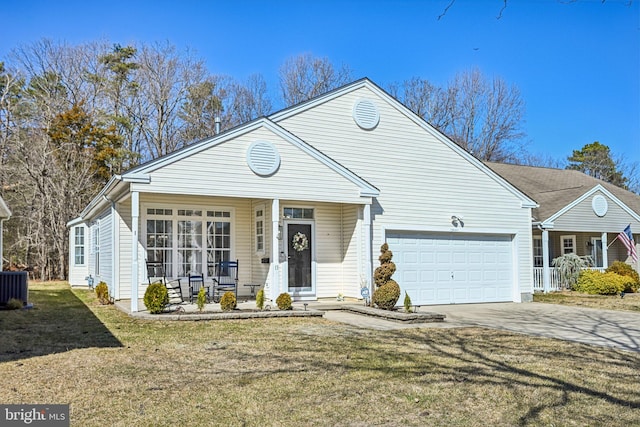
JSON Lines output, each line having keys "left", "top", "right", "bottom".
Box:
{"left": 1, "top": 282, "right": 639, "bottom": 426}
{"left": 534, "top": 290, "right": 640, "bottom": 312}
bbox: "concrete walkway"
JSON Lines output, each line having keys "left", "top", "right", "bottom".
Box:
{"left": 326, "top": 303, "right": 640, "bottom": 352}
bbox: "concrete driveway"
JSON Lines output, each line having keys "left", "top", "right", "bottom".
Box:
{"left": 324, "top": 303, "right": 640, "bottom": 352}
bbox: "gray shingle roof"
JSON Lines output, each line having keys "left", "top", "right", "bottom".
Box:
{"left": 485, "top": 162, "right": 640, "bottom": 222}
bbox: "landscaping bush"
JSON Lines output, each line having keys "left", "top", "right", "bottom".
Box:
{"left": 552, "top": 253, "right": 591, "bottom": 290}
{"left": 5, "top": 298, "right": 23, "bottom": 310}
{"left": 373, "top": 280, "right": 401, "bottom": 310}
{"left": 144, "top": 282, "right": 169, "bottom": 314}
{"left": 220, "top": 291, "right": 237, "bottom": 311}
{"left": 197, "top": 287, "right": 207, "bottom": 312}
{"left": 372, "top": 243, "right": 401, "bottom": 310}
{"left": 606, "top": 261, "right": 639, "bottom": 292}
{"left": 403, "top": 291, "right": 412, "bottom": 313}
{"left": 574, "top": 270, "right": 629, "bottom": 295}
{"left": 276, "top": 292, "right": 292, "bottom": 310}
{"left": 256, "top": 289, "right": 265, "bottom": 310}
{"left": 95, "top": 281, "right": 110, "bottom": 305}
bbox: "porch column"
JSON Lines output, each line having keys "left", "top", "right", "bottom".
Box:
{"left": 271, "top": 198, "right": 280, "bottom": 302}
{"left": 601, "top": 232, "right": 608, "bottom": 269}
{"left": 542, "top": 228, "right": 550, "bottom": 293}
{"left": 363, "top": 203, "right": 373, "bottom": 302}
{"left": 131, "top": 191, "right": 139, "bottom": 313}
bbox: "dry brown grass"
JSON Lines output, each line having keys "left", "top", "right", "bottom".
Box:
{"left": 1, "top": 282, "right": 639, "bottom": 426}
{"left": 534, "top": 290, "right": 640, "bottom": 312}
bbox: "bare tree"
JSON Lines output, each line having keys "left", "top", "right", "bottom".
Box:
{"left": 132, "top": 42, "right": 208, "bottom": 160}
{"left": 391, "top": 68, "right": 526, "bottom": 162}
{"left": 226, "top": 73, "right": 272, "bottom": 125}
{"left": 279, "top": 53, "right": 352, "bottom": 106}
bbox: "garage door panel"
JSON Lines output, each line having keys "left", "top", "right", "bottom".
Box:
{"left": 388, "top": 232, "right": 513, "bottom": 305}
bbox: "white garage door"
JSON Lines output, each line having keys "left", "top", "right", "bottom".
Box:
{"left": 387, "top": 232, "right": 513, "bottom": 305}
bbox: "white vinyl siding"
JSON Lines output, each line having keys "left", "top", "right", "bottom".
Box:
{"left": 276, "top": 86, "right": 533, "bottom": 297}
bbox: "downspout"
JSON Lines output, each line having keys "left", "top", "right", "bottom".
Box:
{"left": 103, "top": 195, "right": 118, "bottom": 301}
{"left": 0, "top": 219, "right": 5, "bottom": 270}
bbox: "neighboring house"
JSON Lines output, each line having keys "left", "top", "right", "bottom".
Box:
{"left": 486, "top": 162, "right": 640, "bottom": 291}
{"left": 0, "top": 195, "right": 10, "bottom": 269}
{"left": 68, "top": 78, "right": 537, "bottom": 312}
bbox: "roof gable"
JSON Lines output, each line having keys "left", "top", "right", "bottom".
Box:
{"left": 271, "top": 78, "right": 537, "bottom": 209}
{"left": 125, "top": 118, "right": 378, "bottom": 199}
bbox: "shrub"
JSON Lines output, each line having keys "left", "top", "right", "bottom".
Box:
{"left": 144, "top": 282, "right": 169, "bottom": 314}
{"left": 197, "top": 287, "right": 207, "bottom": 312}
{"left": 5, "top": 298, "right": 23, "bottom": 310}
{"left": 372, "top": 244, "right": 401, "bottom": 310}
{"left": 220, "top": 291, "right": 237, "bottom": 311}
{"left": 574, "top": 270, "right": 629, "bottom": 295}
{"left": 403, "top": 291, "right": 412, "bottom": 313}
{"left": 95, "top": 281, "right": 110, "bottom": 305}
{"left": 552, "top": 253, "right": 591, "bottom": 290}
{"left": 373, "top": 280, "right": 401, "bottom": 310}
{"left": 606, "top": 261, "right": 639, "bottom": 292}
{"left": 256, "top": 289, "right": 265, "bottom": 310}
{"left": 276, "top": 292, "right": 292, "bottom": 310}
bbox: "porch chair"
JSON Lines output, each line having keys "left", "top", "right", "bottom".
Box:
{"left": 188, "top": 273, "right": 208, "bottom": 303}
{"left": 211, "top": 260, "right": 239, "bottom": 303}
{"left": 146, "top": 261, "right": 184, "bottom": 304}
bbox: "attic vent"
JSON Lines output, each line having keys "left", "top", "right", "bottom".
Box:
{"left": 247, "top": 141, "right": 280, "bottom": 176}
{"left": 592, "top": 194, "right": 608, "bottom": 217}
{"left": 353, "top": 99, "right": 380, "bottom": 130}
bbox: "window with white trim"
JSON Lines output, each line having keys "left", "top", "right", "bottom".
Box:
{"left": 283, "top": 207, "right": 314, "bottom": 219}
{"left": 74, "top": 226, "right": 85, "bottom": 266}
{"left": 146, "top": 209, "right": 173, "bottom": 276}
{"left": 561, "top": 235, "right": 576, "bottom": 255}
{"left": 145, "top": 208, "right": 232, "bottom": 278}
{"left": 206, "top": 210, "right": 231, "bottom": 277}
{"left": 533, "top": 236, "right": 543, "bottom": 267}
{"left": 255, "top": 207, "right": 264, "bottom": 253}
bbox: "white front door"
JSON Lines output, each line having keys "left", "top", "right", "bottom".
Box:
{"left": 284, "top": 222, "right": 315, "bottom": 298}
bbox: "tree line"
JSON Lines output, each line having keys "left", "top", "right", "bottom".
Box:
{"left": 0, "top": 39, "right": 636, "bottom": 279}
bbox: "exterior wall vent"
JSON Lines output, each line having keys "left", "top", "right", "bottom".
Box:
{"left": 247, "top": 141, "right": 281, "bottom": 176}
{"left": 353, "top": 99, "right": 380, "bottom": 130}
{"left": 592, "top": 194, "right": 608, "bottom": 217}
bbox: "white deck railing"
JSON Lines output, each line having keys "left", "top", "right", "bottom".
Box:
{"left": 533, "top": 267, "right": 606, "bottom": 292}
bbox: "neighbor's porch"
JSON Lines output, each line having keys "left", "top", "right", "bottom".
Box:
{"left": 532, "top": 230, "right": 632, "bottom": 292}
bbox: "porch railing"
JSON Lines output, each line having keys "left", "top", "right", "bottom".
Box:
{"left": 533, "top": 267, "right": 606, "bottom": 292}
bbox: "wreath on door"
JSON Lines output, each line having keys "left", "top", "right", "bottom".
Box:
{"left": 292, "top": 232, "right": 309, "bottom": 252}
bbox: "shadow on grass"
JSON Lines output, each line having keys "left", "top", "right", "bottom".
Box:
{"left": 0, "top": 283, "right": 122, "bottom": 362}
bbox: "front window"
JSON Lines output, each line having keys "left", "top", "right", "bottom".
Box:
{"left": 533, "top": 236, "right": 543, "bottom": 267}
{"left": 146, "top": 212, "right": 173, "bottom": 277}
{"left": 145, "top": 207, "right": 232, "bottom": 278}
{"left": 561, "top": 235, "right": 576, "bottom": 255}
{"left": 74, "top": 226, "right": 85, "bottom": 265}
{"left": 255, "top": 208, "right": 264, "bottom": 253}
{"left": 207, "top": 211, "right": 231, "bottom": 277}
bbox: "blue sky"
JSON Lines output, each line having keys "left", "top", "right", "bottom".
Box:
{"left": 1, "top": 0, "right": 638, "bottom": 166}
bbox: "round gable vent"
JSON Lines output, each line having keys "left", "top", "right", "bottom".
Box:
{"left": 592, "top": 194, "right": 608, "bottom": 217}
{"left": 247, "top": 141, "right": 280, "bottom": 176}
{"left": 353, "top": 99, "right": 380, "bottom": 130}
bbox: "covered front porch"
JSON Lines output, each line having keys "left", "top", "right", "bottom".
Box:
{"left": 533, "top": 230, "right": 632, "bottom": 292}
{"left": 124, "top": 192, "right": 374, "bottom": 312}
